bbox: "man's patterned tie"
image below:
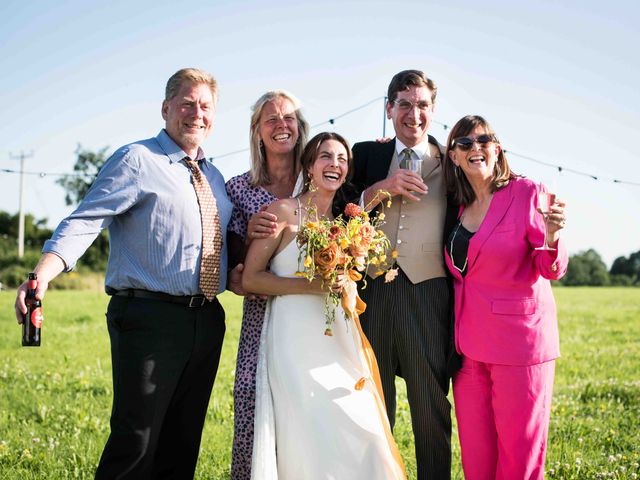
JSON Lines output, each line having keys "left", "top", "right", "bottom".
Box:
{"left": 400, "top": 148, "right": 414, "bottom": 169}
{"left": 185, "top": 158, "right": 222, "bottom": 300}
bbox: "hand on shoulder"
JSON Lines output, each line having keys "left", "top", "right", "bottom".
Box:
{"left": 247, "top": 204, "right": 278, "bottom": 241}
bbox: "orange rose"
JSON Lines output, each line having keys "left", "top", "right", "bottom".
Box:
{"left": 348, "top": 241, "right": 368, "bottom": 268}
{"left": 348, "top": 242, "right": 368, "bottom": 259}
{"left": 359, "top": 223, "right": 376, "bottom": 247}
{"left": 314, "top": 242, "right": 342, "bottom": 277}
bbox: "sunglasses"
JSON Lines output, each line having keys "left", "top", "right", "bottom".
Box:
{"left": 451, "top": 134, "right": 496, "bottom": 151}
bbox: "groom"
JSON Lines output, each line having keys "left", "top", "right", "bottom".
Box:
{"left": 350, "top": 69, "right": 458, "bottom": 479}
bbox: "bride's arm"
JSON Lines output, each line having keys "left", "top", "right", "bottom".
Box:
{"left": 242, "top": 200, "right": 325, "bottom": 296}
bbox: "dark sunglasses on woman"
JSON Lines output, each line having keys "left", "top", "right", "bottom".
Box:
{"left": 451, "top": 134, "right": 496, "bottom": 151}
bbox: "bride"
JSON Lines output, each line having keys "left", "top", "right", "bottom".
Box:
{"left": 242, "top": 132, "right": 406, "bottom": 479}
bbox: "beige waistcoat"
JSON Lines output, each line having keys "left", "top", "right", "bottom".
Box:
{"left": 373, "top": 142, "right": 446, "bottom": 284}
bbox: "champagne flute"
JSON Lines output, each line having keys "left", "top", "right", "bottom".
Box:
{"left": 406, "top": 158, "right": 423, "bottom": 195}
{"left": 535, "top": 190, "right": 556, "bottom": 251}
{"left": 407, "top": 158, "right": 423, "bottom": 176}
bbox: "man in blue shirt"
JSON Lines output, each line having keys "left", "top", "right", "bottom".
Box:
{"left": 14, "top": 68, "right": 238, "bottom": 479}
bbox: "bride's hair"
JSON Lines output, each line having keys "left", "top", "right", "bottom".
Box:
{"left": 299, "top": 132, "right": 353, "bottom": 194}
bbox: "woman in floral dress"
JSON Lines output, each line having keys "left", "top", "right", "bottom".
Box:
{"left": 225, "top": 90, "right": 309, "bottom": 479}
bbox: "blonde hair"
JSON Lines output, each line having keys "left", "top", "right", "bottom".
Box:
{"left": 165, "top": 68, "right": 218, "bottom": 103}
{"left": 248, "top": 90, "right": 310, "bottom": 186}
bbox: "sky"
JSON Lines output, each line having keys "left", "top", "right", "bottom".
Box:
{"left": 1, "top": 0, "right": 639, "bottom": 267}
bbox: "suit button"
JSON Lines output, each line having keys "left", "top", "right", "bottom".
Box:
{"left": 399, "top": 225, "right": 404, "bottom": 230}
{"left": 401, "top": 214, "right": 406, "bottom": 218}
{"left": 402, "top": 200, "right": 407, "bottom": 205}
{"left": 397, "top": 239, "right": 402, "bottom": 245}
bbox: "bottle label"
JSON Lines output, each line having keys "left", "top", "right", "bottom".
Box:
{"left": 31, "top": 308, "right": 43, "bottom": 328}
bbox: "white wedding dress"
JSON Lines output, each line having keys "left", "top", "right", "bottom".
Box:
{"left": 251, "top": 238, "right": 405, "bottom": 480}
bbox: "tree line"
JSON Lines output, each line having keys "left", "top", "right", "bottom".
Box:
{"left": 0, "top": 146, "right": 638, "bottom": 288}
{"left": 0, "top": 145, "right": 108, "bottom": 288}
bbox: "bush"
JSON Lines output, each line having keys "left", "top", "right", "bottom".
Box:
{"left": 0, "top": 264, "right": 104, "bottom": 290}
{"left": 0, "top": 250, "right": 42, "bottom": 272}
{"left": 561, "top": 249, "right": 610, "bottom": 286}
{"left": 609, "top": 274, "right": 635, "bottom": 286}
{"left": 0, "top": 250, "right": 48, "bottom": 288}
{"left": 0, "top": 264, "right": 32, "bottom": 288}
{"left": 48, "top": 270, "right": 105, "bottom": 291}
{"left": 610, "top": 251, "right": 640, "bottom": 285}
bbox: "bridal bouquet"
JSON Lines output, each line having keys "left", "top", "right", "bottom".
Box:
{"left": 296, "top": 199, "right": 398, "bottom": 335}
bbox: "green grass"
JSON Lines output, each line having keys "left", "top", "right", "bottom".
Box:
{"left": 0, "top": 288, "right": 638, "bottom": 479}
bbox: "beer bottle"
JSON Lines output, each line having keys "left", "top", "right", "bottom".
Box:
{"left": 22, "top": 273, "right": 43, "bottom": 347}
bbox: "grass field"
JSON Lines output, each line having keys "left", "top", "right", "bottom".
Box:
{"left": 0, "top": 287, "right": 638, "bottom": 479}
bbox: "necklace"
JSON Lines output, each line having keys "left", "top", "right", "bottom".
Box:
{"left": 450, "top": 216, "right": 469, "bottom": 274}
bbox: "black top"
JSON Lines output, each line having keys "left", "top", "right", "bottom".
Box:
{"left": 446, "top": 221, "right": 475, "bottom": 277}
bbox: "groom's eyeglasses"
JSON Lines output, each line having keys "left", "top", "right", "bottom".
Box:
{"left": 451, "top": 134, "right": 496, "bottom": 151}
{"left": 393, "top": 99, "right": 433, "bottom": 111}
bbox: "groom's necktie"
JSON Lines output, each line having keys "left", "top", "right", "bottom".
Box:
{"left": 185, "top": 158, "right": 223, "bottom": 300}
{"left": 400, "top": 148, "right": 413, "bottom": 169}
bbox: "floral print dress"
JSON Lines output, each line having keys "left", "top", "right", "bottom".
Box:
{"left": 226, "top": 171, "right": 279, "bottom": 480}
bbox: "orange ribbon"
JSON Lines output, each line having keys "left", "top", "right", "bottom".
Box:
{"left": 341, "top": 279, "right": 406, "bottom": 479}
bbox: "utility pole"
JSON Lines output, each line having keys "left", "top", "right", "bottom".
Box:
{"left": 10, "top": 151, "right": 34, "bottom": 258}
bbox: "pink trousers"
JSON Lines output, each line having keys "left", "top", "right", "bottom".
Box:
{"left": 453, "top": 356, "right": 555, "bottom": 480}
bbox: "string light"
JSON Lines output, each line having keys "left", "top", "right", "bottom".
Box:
{"left": 2, "top": 98, "right": 639, "bottom": 187}
{"left": 1, "top": 168, "right": 89, "bottom": 178}
{"left": 308, "top": 97, "right": 384, "bottom": 129}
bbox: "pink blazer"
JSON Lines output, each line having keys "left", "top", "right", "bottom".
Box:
{"left": 444, "top": 177, "right": 568, "bottom": 366}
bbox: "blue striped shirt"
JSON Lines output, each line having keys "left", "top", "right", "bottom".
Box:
{"left": 43, "top": 129, "right": 232, "bottom": 295}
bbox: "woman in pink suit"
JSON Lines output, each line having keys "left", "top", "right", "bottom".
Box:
{"left": 442, "top": 115, "right": 568, "bottom": 480}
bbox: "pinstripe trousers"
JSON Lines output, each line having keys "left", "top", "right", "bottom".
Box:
{"left": 360, "top": 269, "right": 452, "bottom": 480}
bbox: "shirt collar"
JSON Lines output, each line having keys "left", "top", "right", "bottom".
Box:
{"left": 395, "top": 137, "right": 431, "bottom": 160}
{"left": 157, "top": 129, "right": 208, "bottom": 168}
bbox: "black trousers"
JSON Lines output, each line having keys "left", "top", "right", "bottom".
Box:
{"left": 95, "top": 295, "right": 226, "bottom": 480}
{"left": 360, "top": 270, "right": 452, "bottom": 480}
